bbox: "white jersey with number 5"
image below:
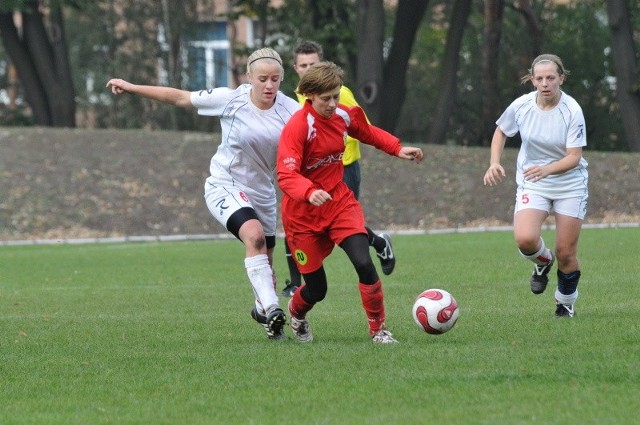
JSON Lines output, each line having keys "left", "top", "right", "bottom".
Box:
{"left": 497, "top": 91, "right": 588, "bottom": 198}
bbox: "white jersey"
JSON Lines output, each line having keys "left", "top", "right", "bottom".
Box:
{"left": 190, "top": 84, "right": 301, "bottom": 205}
{"left": 497, "top": 91, "right": 588, "bottom": 198}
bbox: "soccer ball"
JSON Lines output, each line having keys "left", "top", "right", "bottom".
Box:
{"left": 412, "top": 289, "right": 460, "bottom": 334}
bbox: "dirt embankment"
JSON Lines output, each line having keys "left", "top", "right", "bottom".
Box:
{"left": 1, "top": 127, "right": 639, "bottom": 241}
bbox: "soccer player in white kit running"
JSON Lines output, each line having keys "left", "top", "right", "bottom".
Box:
{"left": 483, "top": 54, "right": 588, "bottom": 318}
{"left": 107, "top": 48, "right": 301, "bottom": 339}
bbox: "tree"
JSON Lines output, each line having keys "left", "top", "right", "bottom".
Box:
{"left": 480, "top": 0, "right": 540, "bottom": 146}
{"left": 606, "top": 0, "right": 640, "bottom": 152}
{"left": 377, "top": 0, "right": 430, "bottom": 132}
{"left": 481, "top": 0, "right": 505, "bottom": 146}
{"left": 0, "top": 0, "right": 76, "bottom": 127}
{"left": 355, "top": 0, "right": 384, "bottom": 121}
{"left": 427, "top": 0, "right": 473, "bottom": 145}
{"left": 354, "top": 0, "right": 430, "bottom": 131}
{"left": 511, "top": 0, "right": 542, "bottom": 60}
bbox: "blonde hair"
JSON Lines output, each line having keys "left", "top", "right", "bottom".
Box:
{"left": 521, "top": 54, "right": 570, "bottom": 84}
{"left": 246, "top": 48, "right": 284, "bottom": 79}
{"left": 298, "top": 62, "right": 344, "bottom": 96}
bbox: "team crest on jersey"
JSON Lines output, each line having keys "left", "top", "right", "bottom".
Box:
{"left": 294, "top": 249, "right": 308, "bottom": 266}
{"left": 282, "top": 157, "right": 297, "bottom": 171}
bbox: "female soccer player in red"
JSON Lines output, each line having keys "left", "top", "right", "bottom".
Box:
{"left": 277, "top": 62, "right": 424, "bottom": 343}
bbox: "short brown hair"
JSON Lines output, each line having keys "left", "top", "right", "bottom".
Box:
{"left": 297, "top": 62, "right": 344, "bottom": 96}
{"left": 294, "top": 41, "right": 324, "bottom": 62}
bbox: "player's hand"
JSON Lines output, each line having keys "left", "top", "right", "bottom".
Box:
{"left": 483, "top": 164, "right": 505, "bottom": 186}
{"left": 399, "top": 147, "right": 424, "bottom": 163}
{"left": 308, "top": 189, "right": 332, "bottom": 206}
{"left": 523, "top": 165, "right": 549, "bottom": 182}
{"left": 106, "top": 78, "right": 132, "bottom": 95}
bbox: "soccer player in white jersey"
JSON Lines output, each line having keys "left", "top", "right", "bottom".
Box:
{"left": 107, "top": 48, "right": 301, "bottom": 339}
{"left": 483, "top": 54, "right": 588, "bottom": 318}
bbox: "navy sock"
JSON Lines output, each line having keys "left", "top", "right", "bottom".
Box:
{"left": 557, "top": 270, "right": 580, "bottom": 295}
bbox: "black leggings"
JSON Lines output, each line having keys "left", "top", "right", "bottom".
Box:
{"left": 300, "top": 233, "right": 379, "bottom": 303}
{"left": 226, "top": 207, "right": 275, "bottom": 250}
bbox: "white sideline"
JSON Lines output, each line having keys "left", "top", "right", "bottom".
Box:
{"left": 1, "top": 222, "right": 638, "bottom": 247}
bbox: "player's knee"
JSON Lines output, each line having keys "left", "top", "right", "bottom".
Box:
{"left": 555, "top": 245, "right": 577, "bottom": 268}
{"left": 353, "top": 257, "right": 377, "bottom": 283}
{"left": 302, "top": 281, "right": 327, "bottom": 303}
{"left": 514, "top": 234, "right": 539, "bottom": 253}
{"left": 249, "top": 234, "right": 266, "bottom": 251}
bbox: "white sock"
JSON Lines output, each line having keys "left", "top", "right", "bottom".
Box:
{"left": 520, "top": 238, "right": 553, "bottom": 266}
{"left": 555, "top": 288, "right": 578, "bottom": 305}
{"left": 244, "top": 254, "right": 279, "bottom": 312}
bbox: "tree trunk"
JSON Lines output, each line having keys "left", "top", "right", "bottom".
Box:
{"left": 427, "top": 0, "right": 472, "bottom": 145}
{"left": 47, "top": 2, "right": 76, "bottom": 127}
{"left": 512, "top": 0, "right": 543, "bottom": 61}
{"left": 606, "top": 0, "right": 640, "bottom": 152}
{"left": 355, "top": 0, "right": 385, "bottom": 123}
{"left": 161, "top": 0, "right": 179, "bottom": 129}
{"left": 0, "top": 12, "right": 52, "bottom": 125}
{"left": 480, "top": 0, "right": 504, "bottom": 147}
{"left": 377, "top": 0, "right": 430, "bottom": 132}
{"left": 0, "top": 1, "right": 76, "bottom": 127}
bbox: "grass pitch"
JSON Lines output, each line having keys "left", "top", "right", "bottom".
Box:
{"left": 1, "top": 227, "right": 639, "bottom": 424}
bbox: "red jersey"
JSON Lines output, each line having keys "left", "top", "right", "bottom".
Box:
{"left": 277, "top": 101, "right": 401, "bottom": 203}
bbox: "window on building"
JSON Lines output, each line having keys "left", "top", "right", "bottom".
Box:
{"left": 184, "top": 21, "right": 230, "bottom": 90}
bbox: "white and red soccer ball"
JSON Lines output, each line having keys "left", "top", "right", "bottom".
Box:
{"left": 412, "top": 289, "right": 460, "bottom": 334}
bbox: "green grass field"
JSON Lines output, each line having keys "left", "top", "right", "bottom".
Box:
{"left": 1, "top": 228, "right": 639, "bottom": 424}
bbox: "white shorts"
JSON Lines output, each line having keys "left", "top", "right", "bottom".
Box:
{"left": 514, "top": 189, "right": 588, "bottom": 220}
{"left": 204, "top": 177, "right": 277, "bottom": 236}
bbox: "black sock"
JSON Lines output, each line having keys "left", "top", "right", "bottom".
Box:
{"left": 284, "top": 240, "right": 302, "bottom": 286}
{"left": 366, "top": 227, "right": 385, "bottom": 252}
{"left": 557, "top": 270, "right": 580, "bottom": 295}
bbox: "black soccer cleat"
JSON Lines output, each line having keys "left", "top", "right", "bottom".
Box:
{"left": 376, "top": 233, "right": 396, "bottom": 275}
{"left": 530, "top": 254, "right": 555, "bottom": 294}
{"left": 554, "top": 302, "right": 575, "bottom": 318}
{"left": 251, "top": 307, "right": 286, "bottom": 340}
{"left": 280, "top": 279, "right": 299, "bottom": 297}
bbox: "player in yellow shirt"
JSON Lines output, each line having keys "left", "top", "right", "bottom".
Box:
{"left": 280, "top": 41, "right": 396, "bottom": 297}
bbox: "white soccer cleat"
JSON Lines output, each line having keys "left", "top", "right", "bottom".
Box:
{"left": 290, "top": 316, "right": 313, "bottom": 342}
{"left": 371, "top": 329, "right": 398, "bottom": 344}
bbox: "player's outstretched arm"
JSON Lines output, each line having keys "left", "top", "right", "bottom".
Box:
{"left": 106, "top": 78, "right": 192, "bottom": 108}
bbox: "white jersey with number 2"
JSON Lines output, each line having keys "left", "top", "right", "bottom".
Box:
{"left": 190, "top": 84, "right": 300, "bottom": 235}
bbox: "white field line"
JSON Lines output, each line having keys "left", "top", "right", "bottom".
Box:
{"left": 1, "top": 222, "right": 638, "bottom": 247}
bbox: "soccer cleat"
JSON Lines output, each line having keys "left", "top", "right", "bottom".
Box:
{"left": 376, "top": 233, "right": 396, "bottom": 275}
{"left": 371, "top": 328, "right": 399, "bottom": 344}
{"left": 281, "top": 279, "right": 299, "bottom": 298}
{"left": 290, "top": 316, "right": 313, "bottom": 343}
{"left": 251, "top": 307, "right": 286, "bottom": 340}
{"left": 266, "top": 306, "right": 287, "bottom": 338}
{"left": 530, "top": 254, "right": 555, "bottom": 294}
{"left": 554, "top": 302, "right": 575, "bottom": 318}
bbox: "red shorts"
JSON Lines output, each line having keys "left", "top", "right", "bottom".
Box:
{"left": 282, "top": 183, "right": 367, "bottom": 274}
